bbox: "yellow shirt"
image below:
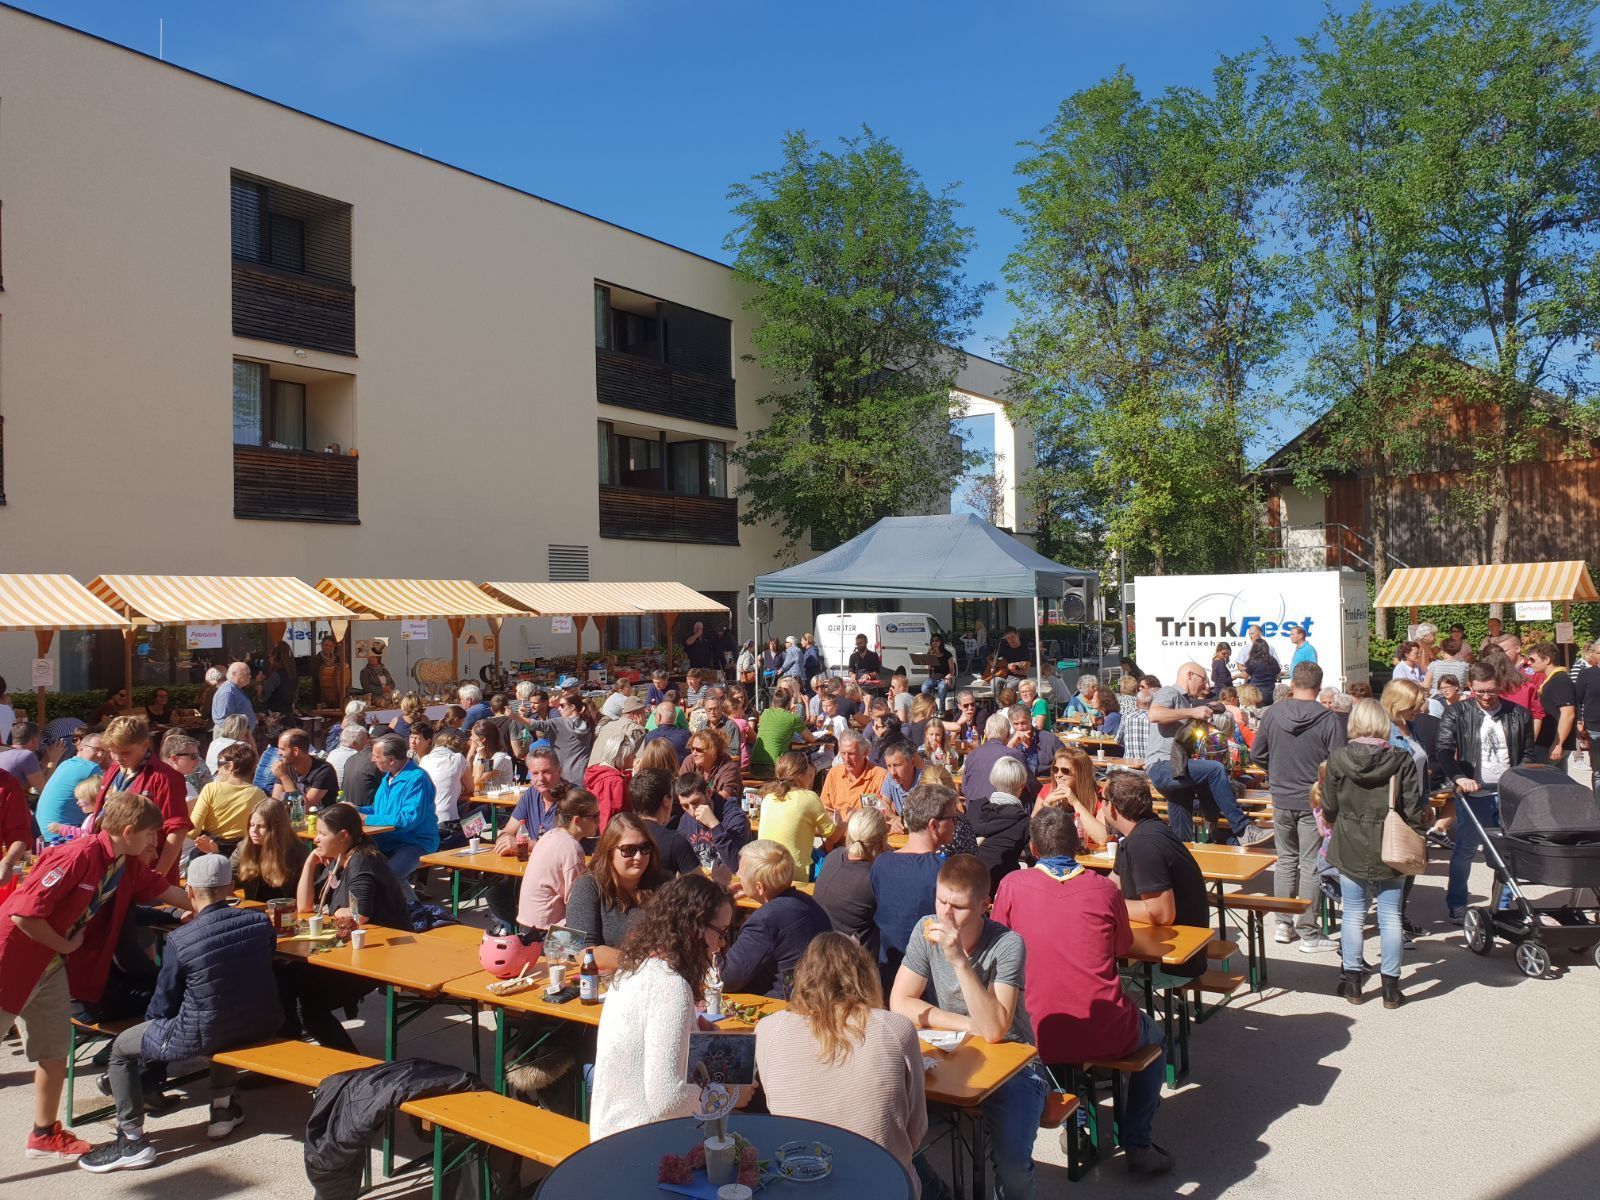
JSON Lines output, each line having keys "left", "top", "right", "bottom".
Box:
{"left": 190, "top": 781, "right": 267, "bottom": 842}
{"left": 757, "top": 789, "right": 835, "bottom": 882}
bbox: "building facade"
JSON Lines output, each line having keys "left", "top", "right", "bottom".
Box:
{"left": 0, "top": 6, "right": 1020, "bottom": 690}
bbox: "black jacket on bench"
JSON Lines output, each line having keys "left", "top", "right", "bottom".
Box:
{"left": 305, "top": 1058, "right": 478, "bottom": 1200}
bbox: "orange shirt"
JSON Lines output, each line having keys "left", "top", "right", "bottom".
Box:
{"left": 820, "top": 760, "right": 888, "bottom": 822}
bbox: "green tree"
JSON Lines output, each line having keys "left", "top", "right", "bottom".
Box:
{"left": 1414, "top": 0, "right": 1600, "bottom": 568}
{"left": 725, "top": 130, "right": 988, "bottom": 555}
{"left": 1005, "top": 56, "right": 1297, "bottom": 577}
{"left": 1290, "top": 1, "right": 1439, "bottom": 635}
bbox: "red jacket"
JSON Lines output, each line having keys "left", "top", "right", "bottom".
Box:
{"left": 0, "top": 831, "right": 170, "bottom": 1012}
{"left": 583, "top": 764, "right": 631, "bottom": 833}
{"left": 0, "top": 767, "right": 30, "bottom": 851}
{"left": 94, "top": 753, "right": 190, "bottom": 883}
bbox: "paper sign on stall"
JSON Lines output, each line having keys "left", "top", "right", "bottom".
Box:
{"left": 186, "top": 623, "right": 223, "bottom": 650}
{"left": 31, "top": 658, "right": 54, "bottom": 689}
{"left": 551, "top": 616, "right": 574, "bottom": 634}
{"left": 401, "top": 619, "right": 429, "bottom": 641}
{"left": 1515, "top": 601, "right": 1553, "bottom": 621}
{"left": 1556, "top": 622, "right": 1575, "bottom": 644}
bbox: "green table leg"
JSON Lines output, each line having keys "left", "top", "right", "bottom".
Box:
{"left": 494, "top": 1011, "right": 507, "bottom": 1093}
{"left": 451, "top": 869, "right": 461, "bottom": 917}
{"left": 432, "top": 1123, "right": 444, "bottom": 1200}
{"left": 383, "top": 985, "right": 397, "bottom": 1176}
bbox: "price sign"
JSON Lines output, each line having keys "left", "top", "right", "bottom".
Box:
{"left": 401, "top": 619, "right": 429, "bottom": 641}
{"left": 186, "top": 623, "right": 223, "bottom": 649}
{"left": 551, "top": 616, "right": 574, "bottom": 634}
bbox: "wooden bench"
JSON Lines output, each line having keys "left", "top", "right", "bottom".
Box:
{"left": 401, "top": 1090, "right": 590, "bottom": 1199}
{"left": 211, "top": 1039, "right": 382, "bottom": 1088}
{"left": 1182, "top": 968, "right": 1249, "bottom": 1022}
{"left": 66, "top": 1016, "right": 140, "bottom": 1122}
{"left": 1053, "top": 1044, "right": 1165, "bottom": 1179}
{"left": 1219, "top": 893, "right": 1314, "bottom": 989}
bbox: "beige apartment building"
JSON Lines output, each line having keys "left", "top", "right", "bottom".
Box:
{"left": 0, "top": 5, "right": 1024, "bottom": 693}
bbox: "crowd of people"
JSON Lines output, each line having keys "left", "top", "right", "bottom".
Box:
{"left": 3, "top": 611, "right": 1595, "bottom": 1185}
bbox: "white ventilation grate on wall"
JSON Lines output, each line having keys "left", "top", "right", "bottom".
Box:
{"left": 548, "top": 545, "right": 590, "bottom": 582}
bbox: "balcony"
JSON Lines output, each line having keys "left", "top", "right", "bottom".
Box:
{"left": 595, "top": 348, "right": 735, "bottom": 428}
{"left": 232, "top": 262, "right": 356, "bottom": 356}
{"left": 598, "top": 485, "right": 738, "bottom": 545}
{"left": 234, "top": 445, "right": 359, "bottom": 524}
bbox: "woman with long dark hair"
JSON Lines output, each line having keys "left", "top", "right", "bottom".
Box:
{"left": 589, "top": 873, "right": 733, "bottom": 1138}
{"left": 1244, "top": 638, "right": 1281, "bottom": 705}
{"left": 564, "top": 811, "right": 665, "bottom": 970}
{"left": 261, "top": 641, "right": 299, "bottom": 716}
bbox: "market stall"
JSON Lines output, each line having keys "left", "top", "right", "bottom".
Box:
{"left": 0, "top": 574, "right": 130, "bottom": 724}
{"left": 314, "top": 578, "right": 525, "bottom": 682}
{"left": 1374, "top": 560, "right": 1599, "bottom": 628}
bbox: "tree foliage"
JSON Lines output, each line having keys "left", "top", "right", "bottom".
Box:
{"left": 1004, "top": 56, "right": 1300, "bottom": 578}
{"left": 725, "top": 130, "right": 989, "bottom": 555}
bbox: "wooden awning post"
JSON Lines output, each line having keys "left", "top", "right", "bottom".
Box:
{"left": 488, "top": 616, "right": 504, "bottom": 678}
{"left": 266, "top": 620, "right": 288, "bottom": 649}
{"left": 574, "top": 616, "right": 589, "bottom": 679}
{"left": 664, "top": 611, "right": 678, "bottom": 673}
{"left": 123, "top": 627, "right": 136, "bottom": 695}
{"left": 34, "top": 630, "right": 55, "bottom": 725}
{"left": 447, "top": 618, "right": 467, "bottom": 680}
{"left": 592, "top": 616, "right": 608, "bottom": 677}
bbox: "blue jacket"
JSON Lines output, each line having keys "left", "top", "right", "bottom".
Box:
{"left": 361, "top": 759, "right": 439, "bottom": 856}
{"left": 720, "top": 888, "right": 832, "bottom": 999}
{"left": 142, "top": 903, "right": 281, "bottom": 1063}
{"left": 674, "top": 797, "right": 753, "bottom": 871}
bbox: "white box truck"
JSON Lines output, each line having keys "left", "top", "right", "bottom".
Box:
{"left": 813, "top": 612, "right": 948, "bottom": 684}
{"left": 1132, "top": 570, "right": 1370, "bottom": 691}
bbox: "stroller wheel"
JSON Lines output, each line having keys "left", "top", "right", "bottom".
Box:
{"left": 1514, "top": 941, "right": 1552, "bottom": 979}
{"left": 1463, "top": 908, "right": 1494, "bottom": 955}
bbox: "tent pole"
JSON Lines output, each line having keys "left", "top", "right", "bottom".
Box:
{"left": 1033, "top": 597, "right": 1043, "bottom": 684}
{"left": 35, "top": 630, "right": 55, "bottom": 726}
{"left": 753, "top": 603, "right": 762, "bottom": 712}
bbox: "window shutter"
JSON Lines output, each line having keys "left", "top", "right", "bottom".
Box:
{"left": 231, "top": 182, "right": 264, "bottom": 261}
{"left": 548, "top": 545, "right": 590, "bottom": 582}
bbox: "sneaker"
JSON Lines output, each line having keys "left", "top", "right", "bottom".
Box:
{"left": 1447, "top": 906, "right": 1467, "bottom": 925}
{"left": 1239, "top": 824, "right": 1275, "bottom": 848}
{"left": 206, "top": 1102, "right": 246, "bottom": 1141}
{"left": 1125, "top": 1143, "right": 1176, "bottom": 1175}
{"left": 1274, "top": 925, "right": 1297, "bottom": 945}
{"left": 1297, "top": 934, "right": 1340, "bottom": 954}
{"left": 96, "top": 1074, "right": 179, "bottom": 1115}
{"left": 1426, "top": 828, "right": 1454, "bottom": 850}
{"left": 77, "top": 1132, "right": 156, "bottom": 1173}
{"left": 24, "top": 1123, "right": 93, "bottom": 1160}
{"left": 1401, "top": 926, "right": 1416, "bottom": 947}
{"left": 1402, "top": 917, "right": 1422, "bottom": 937}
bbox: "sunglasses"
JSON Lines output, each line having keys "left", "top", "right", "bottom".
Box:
{"left": 616, "top": 843, "right": 654, "bottom": 859}
{"left": 707, "top": 923, "right": 730, "bottom": 941}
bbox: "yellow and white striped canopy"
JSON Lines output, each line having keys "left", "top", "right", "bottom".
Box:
{"left": 1374, "top": 561, "right": 1600, "bottom": 610}
{"left": 88, "top": 575, "right": 357, "bottom": 625}
{"left": 480, "top": 581, "right": 729, "bottom": 617}
{"left": 0, "top": 574, "right": 129, "bottom": 631}
{"left": 316, "top": 578, "right": 525, "bottom": 621}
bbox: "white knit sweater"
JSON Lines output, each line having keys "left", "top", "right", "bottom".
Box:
{"left": 589, "top": 956, "right": 702, "bottom": 1140}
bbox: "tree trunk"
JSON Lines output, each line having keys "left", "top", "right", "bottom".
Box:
{"left": 1372, "top": 478, "right": 1391, "bottom": 640}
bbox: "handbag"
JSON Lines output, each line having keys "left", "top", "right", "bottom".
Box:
{"left": 1380, "top": 773, "right": 1428, "bottom": 875}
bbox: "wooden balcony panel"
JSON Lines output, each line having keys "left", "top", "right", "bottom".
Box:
{"left": 234, "top": 445, "right": 359, "bottom": 524}
{"left": 232, "top": 262, "right": 356, "bottom": 356}
{"left": 598, "top": 485, "right": 738, "bottom": 545}
{"left": 595, "top": 348, "right": 735, "bottom": 428}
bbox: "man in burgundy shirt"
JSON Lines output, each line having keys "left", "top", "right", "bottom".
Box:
{"left": 992, "top": 806, "right": 1174, "bottom": 1176}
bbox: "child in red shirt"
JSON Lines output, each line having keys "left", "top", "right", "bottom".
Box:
{"left": 0, "top": 792, "right": 189, "bottom": 1160}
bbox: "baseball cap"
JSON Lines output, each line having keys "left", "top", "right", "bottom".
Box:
{"left": 187, "top": 854, "right": 233, "bottom": 889}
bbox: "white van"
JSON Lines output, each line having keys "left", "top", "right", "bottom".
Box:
{"left": 812, "top": 612, "right": 948, "bottom": 683}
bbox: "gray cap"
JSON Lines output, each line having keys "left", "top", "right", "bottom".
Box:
{"left": 187, "top": 853, "right": 233, "bottom": 889}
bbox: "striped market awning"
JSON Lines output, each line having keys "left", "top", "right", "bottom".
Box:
{"left": 88, "top": 575, "right": 357, "bottom": 625}
{"left": 1374, "top": 561, "right": 1600, "bottom": 610}
{"left": 0, "top": 574, "right": 129, "bottom": 631}
{"left": 480, "top": 581, "right": 729, "bottom": 617}
{"left": 316, "top": 578, "right": 526, "bottom": 621}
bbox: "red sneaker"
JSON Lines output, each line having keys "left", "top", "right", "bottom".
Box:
{"left": 25, "top": 1122, "right": 93, "bottom": 1159}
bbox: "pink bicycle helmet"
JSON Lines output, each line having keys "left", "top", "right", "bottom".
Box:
{"left": 479, "top": 930, "right": 542, "bottom": 978}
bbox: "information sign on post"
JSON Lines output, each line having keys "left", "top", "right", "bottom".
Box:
{"left": 1514, "top": 601, "right": 1553, "bottom": 621}
{"left": 401, "top": 619, "right": 429, "bottom": 641}
{"left": 186, "top": 623, "right": 223, "bottom": 650}
{"left": 31, "top": 658, "right": 54, "bottom": 689}
{"left": 552, "top": 616, "right": 574, "bottom": 634}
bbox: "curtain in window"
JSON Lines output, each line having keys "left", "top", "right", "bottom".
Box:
{"left": 594, "top": 286, "right": 610, "bottom": 350}
{"left": 706, "top": 441, "right": 727, "bottom": 498}
{"left": 270, "top": 381, "right": 307, "bottom": 449}
{"left": 597, "top": 422, "right": 613, "bottom": 485}
{"left": 232, "top": 361, "right": 265, "bottom": 445}
{"left": 669, "top": 441, "right": 701, "bottom": 495}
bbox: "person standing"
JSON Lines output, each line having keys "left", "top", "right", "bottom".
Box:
{"left": 1242, "top": 638, "right": 1281, "bottom": 705}
{"left": 1437, "top": 662, "right": 1534, "bottom": 921}
{"left": 210, "top": 662, "right": 258, "bottom": 737}
{"left": 1322, "top": 701, "right": 1429, "bottom": 1009}
{"left": 1288, "top": 625, "right": 1317, "bottom": 669}
{"left": 358, "top": 644, "right": 396, "bottom": 699}
{"left": 1576, "top": 639, "right": 1600, "bottom": 793}
{"left": 1527, "top": 642, "right": 1578, "bottom": 767}
{"left": 1251, "top": 661, "right": 1346, "bottom": 952}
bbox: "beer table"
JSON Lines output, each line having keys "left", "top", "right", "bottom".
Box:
{"left": 1080, "top": 842, "right": 1275, "bottom": 939}
{"left": 465, "top": 789, "right": 521, "bottom": 838}
{"left": 421, "top": 843, "right": 524, "bottom": 915}
{"left": 918, "top": 1037, "right": 1038, "bottom": 1200}
{"left": 295, "top": 819, "right": 393, "bottom": 842}
{"left": 1126, "top": 921, "right": 1214, "bottom": 1084}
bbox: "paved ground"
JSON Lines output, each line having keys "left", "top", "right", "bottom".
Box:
{"left": 3, "top": 857, "right": 1599, "bottom": 1198}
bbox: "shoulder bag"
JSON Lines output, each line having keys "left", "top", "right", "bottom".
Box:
{"left": 1380, "top": 771, "right": 1427, "bottom": 875}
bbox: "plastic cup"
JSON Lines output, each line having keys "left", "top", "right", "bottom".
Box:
{"left": 349, "top": 927, "right": 367, "bottom": 950}
{"left": 547, "top": 964, "right": 567, "bottom": 993}
{"left": 307, "top": 914, "right": 323, "bottom": 937}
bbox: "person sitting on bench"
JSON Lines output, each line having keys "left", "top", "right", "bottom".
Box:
{"left": 78, "top": 854, "right": 281, "bottom": 1173}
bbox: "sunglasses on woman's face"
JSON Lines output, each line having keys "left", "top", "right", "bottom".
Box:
{"left": 616, "top": 843, "right": 653, "bottom": 859}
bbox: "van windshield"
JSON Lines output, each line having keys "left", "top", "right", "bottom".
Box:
{"left": 927, "top": 616, "right": 947, "bottom": 643}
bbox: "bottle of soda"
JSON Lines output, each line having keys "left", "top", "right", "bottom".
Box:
{"left": 578, "top": 947, "right": 601, "bottom": 1005}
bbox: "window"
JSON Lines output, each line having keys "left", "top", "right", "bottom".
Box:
{"left": 231, "top": 182, "right": 264, "bottom": 261}
{"left": 233, "top": 360, "right": 266, "bottom": 445}
{"left": 229, "top": 172, "right": 351, "bottom": 284}
{"left": 267, "top": 213, "right": 306, "bottom": 274}
{"left": 233, "top": 361, "right": 310, "bottom": 449}
{"left": 611, "top": 308, "right": 661, "bottom": 359}
{"left": 599, "top": 423, "right": 727, "bottom": 497}
{"left": 594, "top": 285, "right": 610, "bottom": 350}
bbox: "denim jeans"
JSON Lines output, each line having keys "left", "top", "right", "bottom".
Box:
{"left": 385, "top": 842, "right": 427, "bottom": 904}
{"left": 918, "top": 1058, "right": 1048, "bottom": 1200}
{"left": 920, "top": 678, "right": 951, "bottom": 712}
{"left": 108, "top": 1021, "right": 235, "bottom": 1133}
{"left": 1147, "top": 758, "right": 1250, "bottom": 845}
{"left": 1273, "top": 810, "right": 1323, "bottom": 936}
{"left": 1446, "top": 791, "right": 1501, "bottom": 912}
{"left": 1119, "top": 1011, "right": 1166, "bottom": 1149}
{"left": 1339, "top": 874, "right": 1404, "bottom": 977}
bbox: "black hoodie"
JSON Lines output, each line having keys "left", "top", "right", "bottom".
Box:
{"left": 1251, "top": 697, "right": 1347, "bottom": 812}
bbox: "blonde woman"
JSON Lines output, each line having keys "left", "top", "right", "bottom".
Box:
{"left": 759, "top": 751, "right": 839, "bottom": 881}
{"left": 635, "top": 736, "right": 681, "bottom": 775}
{"left": 722, "top": 840, "right": 832, "bottom": 997}
{"left": 190, "top": 742, "right": 267, "bottom": 857}
{"left": 755, "top": 933, "right": 928, "bottom": 1186}
{"left": 814, "top": 808, "right": 889, "bottom": 956}
{"left": 392, "top": 693, "right": 425, "bottom": 737}
{"left": 206, "top": 713, "right": 253, "bottom": 775}
{"left": 1382, "top": 678, "right": 1431, "bottom": 943}
{"left": 1042, "top": 747, "right": 1107, "bottom": 847}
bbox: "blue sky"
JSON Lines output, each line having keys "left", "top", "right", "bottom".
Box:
{"left": 16, "top": 0, "right": 1361, "bottom": 449}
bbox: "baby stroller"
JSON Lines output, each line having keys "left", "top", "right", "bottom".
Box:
{"left": 1460, "top": 766, "right": 1600, "bottom": 978}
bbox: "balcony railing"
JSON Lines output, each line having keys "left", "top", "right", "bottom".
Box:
{"left": 234, "top": 445, "right": 359, "bottom": 524}
{"left": 598, "top": 485, "right": 738, "bottom": 545}
{"left": 596, "top": 347, "right": 735, "bottom": 428}
{"left": 232, "top": 261, "right": 356, "bottom": 356}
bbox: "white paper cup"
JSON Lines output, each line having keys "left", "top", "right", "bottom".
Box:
{"left": 307, "top": 914, "right": 323, "bottom": 937}
{"left": 547, "top": 964, "right": 567, "bottom": 992}
{"left": 349, "top": 927, "right": 367, "bottom": 949}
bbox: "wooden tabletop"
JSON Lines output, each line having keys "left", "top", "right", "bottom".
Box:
{"left": 296, "top": 821, "right": 394, "bottom": 841}
{"left": 468, "top": 791, "right": 521, "bottom": 809}
{"left": 445, "top": 966, "right": 779, "bottom": 1031}
{"left": 274, "top": 920, "right": 415, "bottom": 961}
{"left": 307, "top": 924, "right": 486, "bottom": 993}
{"left": 421, "top": 845, "right": 526, "bottom": 878}
{"left": 1127, "top": 921, "right": 1214, "bottom": 967}
{"left": 921, "top": 1037, "right": 1038, "bottom": 1107}
{"left": 1079, "top": 842, "right": 1276, "bottom": 883}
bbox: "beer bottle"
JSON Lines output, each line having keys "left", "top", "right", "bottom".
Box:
{"left": 578, "top": 947, "right": 600, "bottom": 1005}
